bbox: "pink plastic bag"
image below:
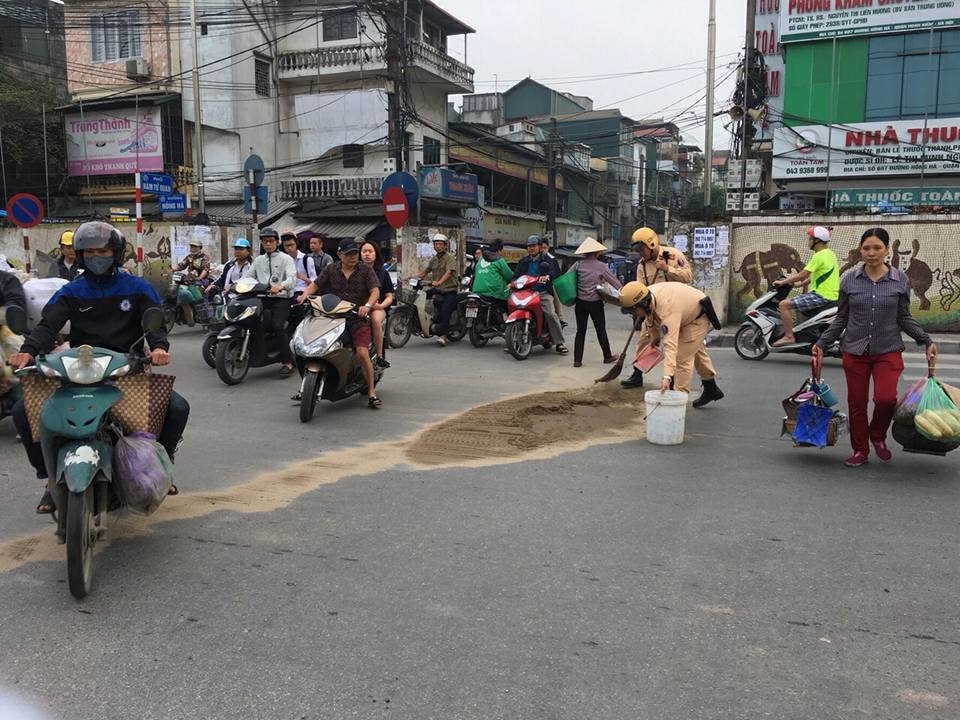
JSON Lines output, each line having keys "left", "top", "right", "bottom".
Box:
{"left": 114, "top": 431, "right": 173, "bottom": 515}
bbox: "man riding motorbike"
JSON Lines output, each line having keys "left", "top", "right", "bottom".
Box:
{"left": 208, "top": 238, "right": 253, "bottom": 299}
{"left": 7, "top": 221, "right": 190, "bottom": 512}
{"left": 250, "top": 227, "right": 297, "bottom": 376}
{"left": 471, "top": 240, "right": 513, "bottom": 301}
{"left": 512, "top": 235, "right": 568, "bottom": 354}
{"left": 771, "top": 225, "right": 840, "bottom": 347}
{"left": 173, "top": 240, "right": 211, "bottom": 325}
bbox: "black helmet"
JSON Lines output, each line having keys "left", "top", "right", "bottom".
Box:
{"left": 260, "top": 227, "right": 280, "bottom": 239}
{"left": 73, "top": 221, "right": 125, "bottom": 271}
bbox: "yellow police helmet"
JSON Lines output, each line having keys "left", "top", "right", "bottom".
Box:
{"left": 59, "top": 231, "right": 74, "bottom": 247}
{"left": 619, "top": 280, "right": 650, "bottom": 308}
{"left": 631, "top": 227, "right": 660, "bottom": 252}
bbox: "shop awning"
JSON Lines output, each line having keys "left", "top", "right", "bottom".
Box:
{"left": 300, "top": 220, "right": 382, "bottom": 239}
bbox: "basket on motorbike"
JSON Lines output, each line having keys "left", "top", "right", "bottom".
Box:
{"left": 397, "top": 286, "right": 419, "bottom": 305}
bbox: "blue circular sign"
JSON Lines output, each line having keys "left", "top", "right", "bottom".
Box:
{"left": 381, "top": 171, "right": 419, "bottom": 209}
{"left": 6, "top": 193, "right": 44, "bottom": 228}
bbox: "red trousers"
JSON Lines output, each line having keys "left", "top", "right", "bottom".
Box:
{"left": 840, "top": 351, "right": 904, "bottom": 453}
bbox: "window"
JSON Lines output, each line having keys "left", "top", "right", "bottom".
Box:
{"left": 322, "top": 11, "right": 357, "bottom": 42}
{"left": 90, "top": 10, "right": 142, "bottom": 63}
{"left": 865, "top": 29, "right": 960, "bottom": 120}
{"left": 342, "top": 144, "right": 364, "bottom": 168}
{"left": 254, "top": 55, "right": 271, "bottom": 97}
{"left": 423, "top": 136, "right": 441, "bottom": 166}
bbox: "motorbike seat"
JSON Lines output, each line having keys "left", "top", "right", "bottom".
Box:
{"left": 799, "top": 300, "right": 837, "bottom": 318}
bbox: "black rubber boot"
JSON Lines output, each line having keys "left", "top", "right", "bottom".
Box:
{"left": 620, "top": 368, "right": 644, "bottom": 389}
{"left": 693, "top": 378, "right": 724, "bottom": 408}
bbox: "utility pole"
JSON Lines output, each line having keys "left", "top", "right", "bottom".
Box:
{"left": 546, "top": 118, "right": 559, "bottom": 245}
{"left": 190, "top": 0, "right": 206, "bottom": 213}
{"left": 386, "top": 2, "right": 406, "bottom": 172}
{"left": 739, "top": 0, "right": 757, "bottom": 212}
{"left": 703, "top": 0, "right": 717, "bottom": 221}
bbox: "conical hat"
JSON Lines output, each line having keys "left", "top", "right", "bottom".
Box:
{"left": 574, "top": 237, "right": 607, "bottom": 255}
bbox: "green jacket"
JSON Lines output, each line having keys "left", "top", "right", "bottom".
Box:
{"left": 471, "top": 255, "right": 513, "bottom": 300}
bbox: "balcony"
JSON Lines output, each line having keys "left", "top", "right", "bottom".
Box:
{"left": 277, "top": 40, "right": 473, "bottom": 93}
{"left": 281, "top": 174, "right": 386, "bottom": 202}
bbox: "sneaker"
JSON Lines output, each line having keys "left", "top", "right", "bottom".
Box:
{"left": 844, "top": 451, "right": 869, "bottom": 467}
{"left": 573, "top": 361, "right": 582, "bottom": 368}
{"left": 871, "top": 439, "right": 892, "bottom": 462}
{"left": 376, "top": 357, "right": 391, "bottom": 369}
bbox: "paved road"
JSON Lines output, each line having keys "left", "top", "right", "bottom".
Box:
{"left": 0, "top": 314, "right": 957, "bottom": 720}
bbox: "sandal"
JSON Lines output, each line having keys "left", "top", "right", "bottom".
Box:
{"left": 167, "top": 484, "right": 179, "bottom": 496}
{"left": 367, "top": 395, "right": 382, "bottom": 409}
{"left": 36, "top": 490, "right": 56, "bottom": 515}
{"left": 555, "top": 345, "right": 569, "bottom": 355}
{"left": 279, "top": 364, "right": 294, "bottom": 376}
{"left": 290, "top": 392, "right": 302, "bottom": 401}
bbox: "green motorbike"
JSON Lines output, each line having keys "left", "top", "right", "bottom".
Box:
{"left": 17, "top": 308, "right": 168, "bottom": 599}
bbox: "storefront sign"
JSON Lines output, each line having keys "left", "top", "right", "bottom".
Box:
{"left": 772, "top": 118, "right": 960, "bottom": 179}
{"left": 419, "top": 167, "right": 478, "bottom": 203}
{"left": 65, "top": 109, "right": 164, "bottom": 176}
{"left": 831, "top": 186, "right": 960, "bottom": 207}
{"left": 781, "top": 0, "right": 959, "bottom": 43}
{"left": 754, "top": 0, "right": 784, "bottom": 143}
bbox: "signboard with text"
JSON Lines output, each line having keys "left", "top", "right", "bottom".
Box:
{"left": 831, "top": 186, "right": 960, "bottom": 207}
{"left": 159, "top": 193, "right": 187, "bottom": 213}
{"left": 419, "top": 167, "right": 479, "bottom": 203}
{"left": 772, "top": 117, "right": 960, "bottom": 179}
{"left": 781, "top": 0, "right": 959, "bottom": 44}
{"left": 753, "top": 0, "right": 784, "bottom": 143}
{"left": 140, "top": 172, "right": 173, "bottom": 195}
{"left": 65, "top": 109, "right": 164, "bottom": 176}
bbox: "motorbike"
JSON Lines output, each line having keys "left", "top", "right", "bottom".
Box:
{"left": 386, "top": 277, "right": 468, "bottom": 348}
{"left": 291, "top": 294, "right": 385, "bottom": 423}
{"left": 465, "top": 292, "right": 507, "bottom": 347}
{"left": 0, "top": 303, "right": 29, "bottom": 424}
{"left": 503, "top": 274, "right": 554, "bottom": 360}
{"left": 162, "top": 271, "right": 222, "bottom": 331}
{"left": 214, "top": 277, "right": 286, "bottom": 385}
{"left": 734, "top": 281, "right": 841, "bottom": 361}
{"left": 14, "top": 307, "right": 168, "bottom": 598}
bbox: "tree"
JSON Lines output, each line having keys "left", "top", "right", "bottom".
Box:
{"left": 0, "top": 63, "right": 65, "bottom": 202}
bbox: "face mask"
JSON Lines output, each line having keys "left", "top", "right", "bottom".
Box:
{"left": 84, "top": 255, "right": 114, "bottom": 276}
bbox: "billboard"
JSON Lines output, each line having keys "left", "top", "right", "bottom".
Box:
{"left": 65, "top": 109, "right": 164, "bottom": 176}
{"left": 753, "top": 0, "right": 784, "bottom": 142}
{"left": 772, "top": 117, "right": 960, "bottom": 179}
{"left": 781, "top": 0, "right": 959, "bottom": 43}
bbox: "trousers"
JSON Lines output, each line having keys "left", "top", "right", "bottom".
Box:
{"left": 539, "top": 292, "right": 565, "bottom": 345}
{"left": 669, "top": 315, "right": 716, "bottom": 393}
{"left": 12, "top": 390, "right": 190, "bottom": 480}
{"left": 841, "top": 350, "right": 904, "bottom": 453}
{"left": 573, "top": 299, "right": 612, "bottom": 363}
{"left": 262, "top": 297, "right": 293, "bottom": 364}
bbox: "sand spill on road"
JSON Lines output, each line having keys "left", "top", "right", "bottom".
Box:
{"left": 0, "top": 384, "right": 646, "bottom": 574}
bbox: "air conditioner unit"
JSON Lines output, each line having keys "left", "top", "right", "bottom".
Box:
{"left": 126, "top": 58, "right": 150, "bottom": 81}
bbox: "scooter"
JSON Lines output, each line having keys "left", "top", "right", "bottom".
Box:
{"left": 734, "top": 281, "right": 841, "bottom": 361}
{"left": 0, "top": 303, "right": 28, "bottom": 423}
{"left": 214, "top": 277, "right": 285, "bottom": 385}
{"left": 291, "top": 294, "right": 385, "bottom": 423}
{"left": 386, "top": 277, "right": 468, "bottom": 348}
{"left": 162, "top": 272, "right": 222, "bottom": 330}
{"left": 465, "top": 292, "right": 507, "bottom": 347}
{"left": 14, "top": 308, "right": 169, "bottom": 598}
{"left": 503, "top": 275, "right": 553, "bottom": 360}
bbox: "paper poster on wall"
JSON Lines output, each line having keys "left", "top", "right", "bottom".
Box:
{"left": 717, "top": 227, "right": 730, "bottom": 255}
{"left": 172, "top": 226, "right": 212, "bottom": 267}
{"left": 672, "top": 235, "right": 688, "bottom": 253}
{"left": 416, "top": 242, "right": 435, "bottom": 259}
{"left": 692, "top": 227, "right": 716, "bottom": 260}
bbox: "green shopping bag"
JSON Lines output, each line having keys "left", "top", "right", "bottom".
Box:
{"left": 553, "top": 264, "right": 578, "bottom": 306}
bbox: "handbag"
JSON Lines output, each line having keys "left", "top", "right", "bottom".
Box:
{"left": 553, "top": 263, "right": 578, "bottom": 306}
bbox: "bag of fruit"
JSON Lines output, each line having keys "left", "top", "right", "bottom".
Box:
{"left": 914, "top": 374, "right": 960, "bottom": 443}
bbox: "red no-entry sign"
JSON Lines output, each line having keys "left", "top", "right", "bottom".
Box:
{"left": 382, "top": 186, "right": 409, "bottom": 229}
{"left": 6, "top": 193, "right": 44, "bottom": 229}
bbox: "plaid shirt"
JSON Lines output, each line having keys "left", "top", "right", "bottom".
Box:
{"left": 817, "top": 264, "right": 931, "bottom": 355}
{"left": 315, "top": 262, "right": 379, "bottom": 307}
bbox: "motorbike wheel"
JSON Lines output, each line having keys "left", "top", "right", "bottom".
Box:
{"left": 162, "top": 303, "right": 177, "bottom": 330}
{"left": 299, "top": 371, "right": 323, "bottom": 423}
{"left": 734, "top": 324, "right": 769, "bottom": 361}
{"left": 201, "top": 334, "right": 218, "bottom": 368}
{"left": 446, "top": 320, "right": 466, "bottom": 343}
{"left": 505, "top": 322, "right": 532, "bottom": 360}
{"left": 215, "top": 337, "right": 250, "bottom": 385}
{"left": 66, "top": 484, "right": 95, "bottom": 599}
{"left": 469, "top": 322, "right": 488, "bottom": 348}
{"left": 387, "top": 308, "right": 413, "bottom": 349}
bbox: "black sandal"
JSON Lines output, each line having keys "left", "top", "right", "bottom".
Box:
{"left": 367, "top": 395, "right": 382, "bottom": 409}
{"left": 555, "top": 345, "right": 569, "bottom": 355}
{"left": 36, "top": 490, "right": 56, "bottom": 515}
{"left": 167, "top": 484, "right": 179, "bottom": 496}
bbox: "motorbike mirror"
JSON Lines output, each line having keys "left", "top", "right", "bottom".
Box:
{"left": 142, "top": 306, "right": 164, "bottom": 334}
{"left": 0, "top": 304, "right": 28, "bottom": 335}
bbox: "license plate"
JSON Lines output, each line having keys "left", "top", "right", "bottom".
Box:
{"left": 466, "top": 308, "right": 478, "bottom": 318}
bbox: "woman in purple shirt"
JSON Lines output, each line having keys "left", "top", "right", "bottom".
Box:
{"left": 814, "top": 227, "right": 937, "bottom": 467}
{"left": 571, "top": 237, "right": 622, "bottom": 368}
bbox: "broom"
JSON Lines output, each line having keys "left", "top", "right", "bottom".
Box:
{"left": 594, "top": 324, "right": 638, "bottom": 384}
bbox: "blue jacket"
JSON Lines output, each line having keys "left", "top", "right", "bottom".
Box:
{"left": 512, "top": 252, "right": 560, "bottom": 292}
{"left": 21, "top": 269, "right": 168, "bottom": 356}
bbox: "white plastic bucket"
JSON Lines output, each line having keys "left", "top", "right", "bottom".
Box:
{"left": 644, "top": 390, "right": 689, "bottom": 445}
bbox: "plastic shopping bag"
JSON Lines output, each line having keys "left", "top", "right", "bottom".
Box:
{"left": 914, "top": 377, "right": 960, "bottom": 442}
{"left": 894, "top": 377, "right": 926, "bottom": 424}
{"left": 114, "top": 432, "right": 174, "bottom": 515}
{"left": 791, "top": 403, "right": 835, "bottom": 448}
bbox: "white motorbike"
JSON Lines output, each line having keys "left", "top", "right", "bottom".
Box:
{"left": 734, "top": 281, "right": 841, "bottom": 361}
{"left": 386, "top": 277, "right": 468, "bottom": 348}
{"left": 291, "top": 294, "right": 384, "bottom": 423}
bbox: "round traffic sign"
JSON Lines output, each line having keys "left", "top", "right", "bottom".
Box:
{"left": 6, "top": 193, "right": 44, "bottom": 229}
{"left": 383, "top": 186, "right": 409, "bottom": 230}
{"left": 243, "top": 154, "right": 266, "bottom": 187}
{"left": 381, "top": 171, "right": 419, "bottom": 209}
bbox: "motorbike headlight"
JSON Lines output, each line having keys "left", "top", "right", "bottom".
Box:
{"left": 514, "top": 277, "right": 528, "bottom": 289}
{"left": 62, "top": 346, "right": 110, "bottom": 384}
{"left": 294, "top": 326, "right": 342, "bottom": 356}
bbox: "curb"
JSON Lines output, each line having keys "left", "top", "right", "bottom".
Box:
{"left": 707, "top": 327, "right": 960, "bottom": 355}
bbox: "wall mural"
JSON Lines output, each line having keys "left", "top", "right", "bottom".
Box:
{"left": 728, "top": 222, "right": 960, "bottom": 331}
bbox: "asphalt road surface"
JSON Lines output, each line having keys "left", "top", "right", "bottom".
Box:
{"left": 0, "top": 313, "right": 957, "bottom": 720}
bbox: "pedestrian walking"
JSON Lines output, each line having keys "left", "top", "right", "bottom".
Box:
{"left": 813, "top": 227, "right": 937, "bottom": 467}
{"left": 570, "top": 237, "right": 620, "bottom": 368}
